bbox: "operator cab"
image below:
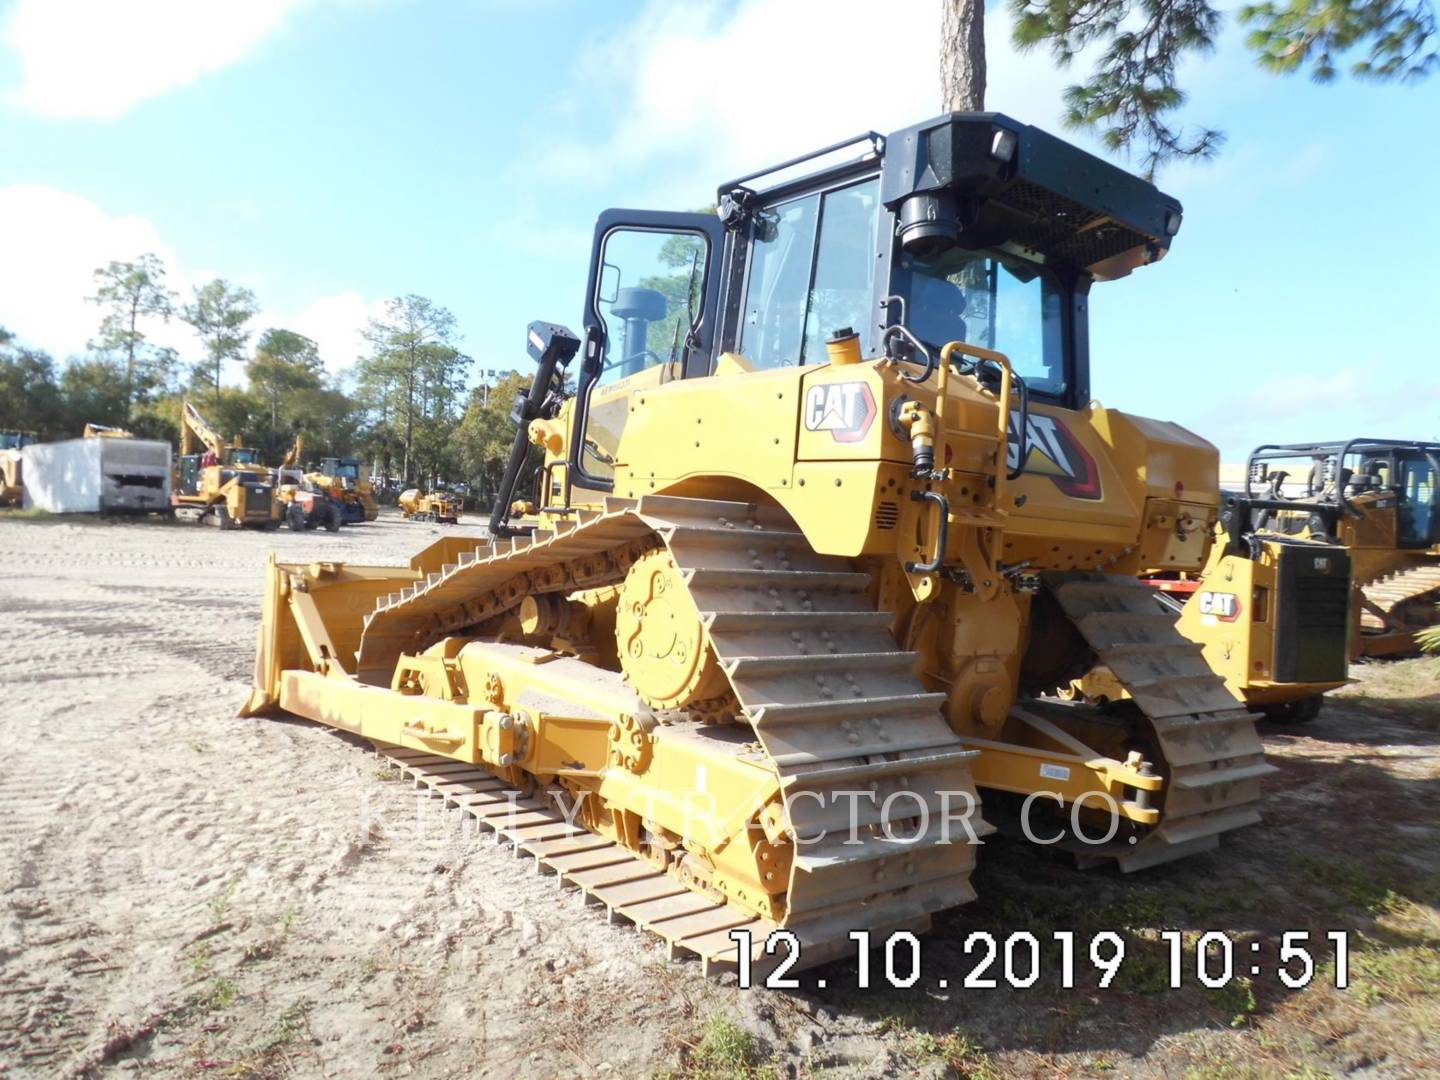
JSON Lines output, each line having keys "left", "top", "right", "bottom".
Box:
{"left": 495, "top": 113, "right": 1183, "bottom": 534}
{"left": 320, "top": 457, "right": 361, "bottom": 484}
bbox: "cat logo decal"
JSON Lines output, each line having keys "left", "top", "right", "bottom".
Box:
{"left": 1007, "top": 412, "right": 1102, "bottom": 499}
{"left": 804, "top": 382, "right": 877, "bottom": 444}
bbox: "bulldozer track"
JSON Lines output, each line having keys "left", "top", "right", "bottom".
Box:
{"left": 1047, "top": 574, "right": 1277, "bottom": 871}
{"left": 352, "top": 494, "right": 988, "bottom": 973}
{"left": 1359, "top": 564, "right": 1440, "bottom": 634}
{"left": 373, "top": 741, "right": 769, "bottom": 976}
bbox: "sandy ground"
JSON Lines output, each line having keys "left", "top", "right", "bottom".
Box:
{"left": 2, "top": 511, "right": 1438, "bottom": 1079}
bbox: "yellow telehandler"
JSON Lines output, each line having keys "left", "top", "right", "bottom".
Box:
{"left": 173, "top": 401, "right": 280, "bottom": 529}
{"left": 244, "top": 114, "right": 1276, "bottom": 973}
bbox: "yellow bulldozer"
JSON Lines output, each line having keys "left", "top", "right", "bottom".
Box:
{"left": 243, "top": 114, "right": 1277, "bottom": 973}
{"left": 308, "top": 456, "right": 380, "bottom": 524}
{"left": 0, "top": 429, "right": 37, "bottom": 506}
{"left": 173, "top": 400, "right": 280, "bottom": 529}
{"left": 398, "top": 487, "right": 462, "bottom": 524}
{"left": 1243, "top": 439, "right": 1440, "bottom": 658}
{"left": 83, "top": 423, "right": 136, "bottom": 438}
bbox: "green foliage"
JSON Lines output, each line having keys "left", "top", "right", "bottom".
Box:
{"left": 0, "top": 331, "right": 64, "bottom": 436}
{"left": 1241, "top": 0, "right": 1437, "bottom": 82}
{"left": 684, "top": 1016, "right": 778, "bottom": 1080}
{"left": 1007, "top": 0, "right": 1434, "bottom": 174}
{"left": 455, "top": 372, "right": 534, "bottom": 504}
{"left": 243, "top": 328, "right": 355, "bottom": 460}
{"left": 183, "top": 278, "right": 259, "bottom": 405}
{"left": 87, "top": 253, "right": 178, "bottom": 421}
{"left": 60, "top": 357, "right": 131, "bottom": 429}
{"left": 1010, "top": 0, "right": 1224, "bottom": 176}
{"left": 356, "top": 294, "right": 471, "bottom": 483}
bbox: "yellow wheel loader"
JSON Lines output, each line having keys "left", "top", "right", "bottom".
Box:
{"left": 244, "top": 114, "right": 1276, "bottom": 974}
{"left": 1243, "top": 440, "right": 1440, "bottom": 658}
{"left": 0, "top": 429, "right": 37, "bottom": 506}
{"left": 173, "top": 400, "right": 280, "bottom": 529}
{"left": 398, "top": 488, "right": 462, "bottom": 524}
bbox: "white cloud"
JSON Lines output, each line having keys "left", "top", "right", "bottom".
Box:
{"left": 0, "top": 184, "right": 183, "bottom": 356}
{"left": 2, "top": 0, "right": 309, "bottom": 119}
{"left": 0, "top": 183, "right": 378, "bottom": 381}
{"left": 1191, "top": 366, "right": 1440, "bottom": 459}
{"left": 259, "top": 291, "right": 389, "bottom": 374}
{"left": 531, "top": 0, "right": 1077, "bottom": 207}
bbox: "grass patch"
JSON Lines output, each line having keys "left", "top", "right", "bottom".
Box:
{"left": 1291, "top": 853, "right": 1419, "bottom": 918}
{"left": 209, "top": 874, "right": 242, "bottom": 922}
{"left": 373, "top": 764, "right": 401, "bottom": 781}
{"left": 202, "top": 976, "right": 239, "bottom": 1012}
{"left": 1205, "top": 976, "right": 1258, "bottom": 1027}
{"left": 257, "top": 999, "right": 313, "bottom": 1054}
{"left": 187, "top": 942, "right": 213, "bottom": 979}
{"left": 677, "top": 1016, "right": 778, "bottom": 1080}
{"left": 1350, "top": 937, "right": 1440, "bottom": 1005}
{"left": 1336, "top": 658, "right": 1440, "bottom": 723}
{"left": 910, "top": 1030, "right": 996, "bottom": 1079}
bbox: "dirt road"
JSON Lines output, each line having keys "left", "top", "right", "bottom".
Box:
{"left": 2, "top": 512, "right": 1438, "bottom": 1078}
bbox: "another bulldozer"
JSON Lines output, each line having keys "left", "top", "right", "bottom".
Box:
{"left": 308, "top": 456, "right": 380, "bottom": 523}
{"left": 398, "top": 488, "right": 462, "bottom": 524}
{"left": 173, "top": 401, "right": 280, "bottom": 528}
{"left": 244, "top": 114, "right": 1275, "bottom": 972}
{"left": 1243, "top": 440, "right": 1440, "bottom": 658}
{"left": 83, "top": 423, "right": 137, "bottom": 438}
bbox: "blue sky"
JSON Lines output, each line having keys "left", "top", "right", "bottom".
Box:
{"left": 2, "top": 0, "right": 1437, "bottom": 461}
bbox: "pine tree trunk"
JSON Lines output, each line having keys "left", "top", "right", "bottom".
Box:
{"left": 940, "top": 0, "right": 986, "bottom": 112}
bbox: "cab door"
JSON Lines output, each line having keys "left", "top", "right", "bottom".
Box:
{"left": 1397, "top": 453, "right": 1438, "bottom": 548}
{"left": 567, "top": 210, "right": 726, "bottom": 492}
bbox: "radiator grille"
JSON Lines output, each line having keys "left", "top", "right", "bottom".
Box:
{"left": 874, "top": 501, "right": 900, "bottom": 530}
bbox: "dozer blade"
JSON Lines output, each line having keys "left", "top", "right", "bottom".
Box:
{"left": 1045, "top": 573, "right": 1277, "bottom": 872}
{"left": 1358, "top": 563, "right": 1440, "bottom": 656}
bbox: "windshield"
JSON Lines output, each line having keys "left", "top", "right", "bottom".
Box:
{"left": 228, "top": 448, "right": 260, "bottom": 465}
{"left": 894, "top": 248, "right": 1068, "bottom": 398}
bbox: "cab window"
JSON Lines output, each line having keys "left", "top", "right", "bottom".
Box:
{"left": 584, "top": 225, "right": 711, "bottom": 480}
{"left": 1398, "top": 455, "right": 1437, "bottom": 547}
{"left": 894, "top": 247, "right": 1068, "bottom": 399}
{"left": 594, "top": 227, "right": 708, "bottom": 387}
{"left": 739, "top": 177, "right": 879, "bottom": 368}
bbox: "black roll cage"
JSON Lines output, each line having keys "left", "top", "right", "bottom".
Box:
{"left": 1245, "top": 439, "right": 1440, "bottom": 518}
